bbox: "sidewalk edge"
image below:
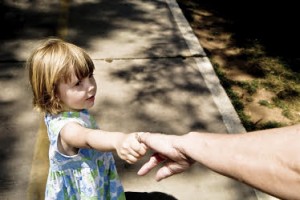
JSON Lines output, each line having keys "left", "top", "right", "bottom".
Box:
{"left": 165, "top": 0, "right": 279, "bottom": 199}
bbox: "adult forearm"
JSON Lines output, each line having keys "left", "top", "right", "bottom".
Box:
{"left": 181, "top": 125, "right": 300, "bottom": 199}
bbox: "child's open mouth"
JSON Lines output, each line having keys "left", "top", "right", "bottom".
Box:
{"left": 87, "top": 96, "right": 95, "bottom": 101}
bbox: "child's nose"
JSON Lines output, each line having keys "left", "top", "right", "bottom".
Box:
{"left": 87, "top": 80, "right": 96, "bottom": 92}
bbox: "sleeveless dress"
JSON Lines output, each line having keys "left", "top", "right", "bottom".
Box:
{"left": 44, "top": 109, "right": 126, "bottom": 200}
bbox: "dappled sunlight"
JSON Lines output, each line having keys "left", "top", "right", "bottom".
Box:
{"left": 92, "top": 58, "right": 226, "bottom": 135}
{"left": 243, "top": 89, "right": 292, "bottom": 124}
{"left": 245, "top": 102, "right": 290, "bottom": 125}
{"left": 177, "top": 0, "right": 300, "bottom": 131}
{"left": 89, "top": 56, "right": 254, "bottom": 198}
{"left": 115, "top": 156, "right": 256, "bottom": 199}
{"left": 225, "top": 67, "right": 256, "bottom": 82}
{"left": 0, "top": 63, "right": 39, "bottom": 199}
{"left": 85, "top": 55, "right": 257, "bottom": 198}
{"left": 194, "top": 29, "right": 232, "bottom": 50}
{"left": 1, "top": 0, "right": 262, "bottom": 199}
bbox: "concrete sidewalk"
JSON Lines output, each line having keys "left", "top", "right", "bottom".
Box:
{"left": 1, "top": 0, "right": 276, "bottom": 199}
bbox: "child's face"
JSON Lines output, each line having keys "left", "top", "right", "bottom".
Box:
{"left": 57, "top": 71, "right": 97, "bottom": 111}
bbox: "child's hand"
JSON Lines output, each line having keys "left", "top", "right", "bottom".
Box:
{"left": 116, "top": 132, "right": 148, "bottom": 164}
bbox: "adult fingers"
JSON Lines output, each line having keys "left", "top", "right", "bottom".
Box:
{"left": 138, "top": 132, "right": 168, "bottom": 152}
{"left": 155, "top": 165, "right": 174, "bottom": 181}
{"left": 138, "top": 132, "right": 155, "bottom": 148}
{"left": 137, "top": 153, "right": 165, "bottom": 176}
{"left": 155, "top": 161, "right": 188, "bottom": 181}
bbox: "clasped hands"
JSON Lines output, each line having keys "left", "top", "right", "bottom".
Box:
{"left": 117, "top": 132, "right": 194, "bottom": 181}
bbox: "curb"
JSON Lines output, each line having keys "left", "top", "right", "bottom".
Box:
{"left": 165, "top": 0, "right": 279, "bottom": 199}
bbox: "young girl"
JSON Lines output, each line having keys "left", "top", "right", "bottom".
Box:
{"left": 27, "top": 38, "right": 147, "bottom": 199}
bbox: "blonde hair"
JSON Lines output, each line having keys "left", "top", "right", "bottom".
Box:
{"left": 27, "top": 38, "right": 95, "bottom": 114}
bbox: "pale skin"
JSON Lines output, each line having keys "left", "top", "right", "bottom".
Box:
{"left": 137, "top": 124, "right": 300, "bottom": 200}
{"left": 57, "top": 71, "right": 147, "bottom": 164}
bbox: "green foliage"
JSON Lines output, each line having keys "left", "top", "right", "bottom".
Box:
{"left": 256, "top": 121, "right": 285, "bottom": 130}
{"left": 213, "top": 62, "right": 258, "bottom": 130}
{"left": 258, "top": 100, "right": 272, "bottom": 108}
{"left": 179, "top": 0, "right": 300, "bottom": 130}
{"left": 236, "top": 80, "right": 259, "bottom": 95}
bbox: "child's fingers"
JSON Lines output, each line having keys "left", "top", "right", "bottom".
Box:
{"left": 135, "top": 132, "right": 145, "bottom": 143}
{"left": 137, "top": 143, "right": 147, "bottom": 156}
{"left": 119, "top": 147, "right": 140, "bottom": 160}
{"left": 131, "top": 135, "right": 148, "bottom": 156}
{"left": 125, "top": 154, "right": 139, "bottom": 164}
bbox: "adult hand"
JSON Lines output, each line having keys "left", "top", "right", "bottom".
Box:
{"left": 137, "top": 133, "right": 194, "bottom": 181}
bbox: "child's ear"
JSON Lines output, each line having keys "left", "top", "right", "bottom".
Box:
{"left": 53, "top": 87, "right": 61, "bottom": 101}
{"left": 54, "top": 93, "right": 60, "bottom": 100}
{"left": 52, "top": 93, "right": 62, "bottom": 110}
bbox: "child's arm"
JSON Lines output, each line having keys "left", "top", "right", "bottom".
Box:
{"left": 59, "top": 122, "right": 147, "bottom": 164}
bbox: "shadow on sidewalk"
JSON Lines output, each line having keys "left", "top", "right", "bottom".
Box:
{"left": 1, "top": 0, "right": 255, "bottom": 199}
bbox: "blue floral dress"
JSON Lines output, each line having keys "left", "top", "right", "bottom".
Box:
{"left": 44, "top": 110, "right": 126, "bottom": 200}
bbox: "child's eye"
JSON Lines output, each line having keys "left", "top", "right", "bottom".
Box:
{"left": 75, "top": 80, "right": 81, "bottom": 86}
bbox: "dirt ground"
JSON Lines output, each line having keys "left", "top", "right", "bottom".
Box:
{"left": 177, "top": 0, "right": 300, "bottom": 130}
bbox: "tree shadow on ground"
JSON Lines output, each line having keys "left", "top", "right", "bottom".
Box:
{"left": 0, "top": 65, "right": 22, "bottom": 193}
{"left": 106, "top": 57, "right": 223, "bottom": 134}
{"left": 1, "top": 0, "right": 257, "bottom": 199}
{"left": 0, "top": 100, "right": 18, "bottom": 193}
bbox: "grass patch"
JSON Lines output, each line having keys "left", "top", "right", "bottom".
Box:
{"left": 213, "top": 54, "right": 300, "bottom": 131}
{"left": 256, "top": 121, "right": 285, "bottom": 130}
{"left": 213, "top": 62, "right": 256, "bottom": 131}
{"left": 258, "top": 100, "right": 273, "bottom": 108}
{"left": 236, "top": 80, "right": 259, "bottom": 95}
{"left": 177, "top": 0, "right": 300, "bottom": 130}
{"left": 221, "top": 41, "right": 299, "bottom": 129}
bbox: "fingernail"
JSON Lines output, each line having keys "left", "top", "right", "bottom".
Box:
{"left": 135, "top": 132, "right": 144, "bottom": 143}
